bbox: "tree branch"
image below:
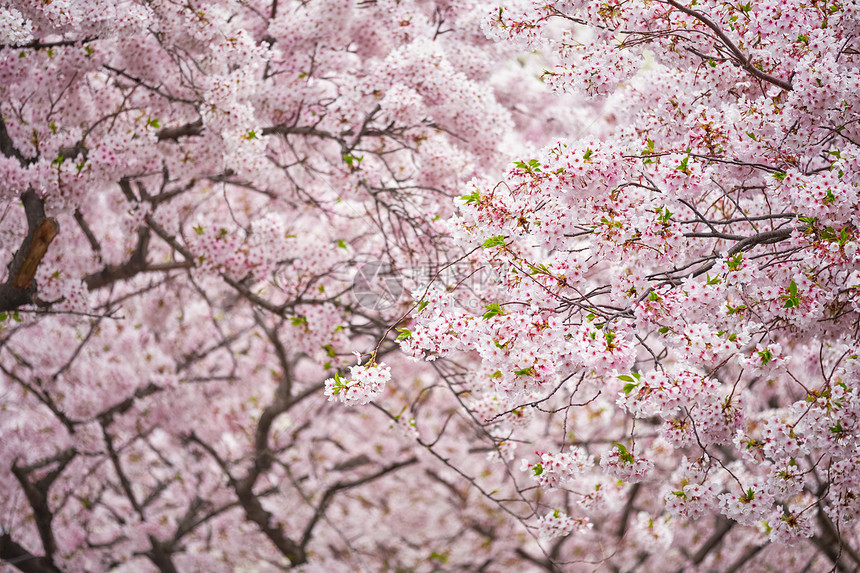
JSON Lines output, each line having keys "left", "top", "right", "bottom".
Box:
{"left": 0, "top": 191, "right": 60, "bottom": 312}
{"left": 0, "top": 533, "right": 62, "bottom": 573}
{"left": 663, "top": 0, "right": 793, "bottom": 91}
{"left": 10, "top": 449, "right": 77, "bottom": 566}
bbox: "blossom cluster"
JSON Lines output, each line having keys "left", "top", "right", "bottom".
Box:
{"left": 521, "top": 446, "right": 593, "bottom": 490}
{"left": 324, "top": 363, "right": 391, "bottom": 406}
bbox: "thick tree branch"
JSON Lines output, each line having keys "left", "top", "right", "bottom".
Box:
{"left": 299, "top": 456, "right": 418, "bottom": 550}
{"left": 187, "top": 432, "right": 307, "bottom": 566}
{"left": 0, "top": 36, "right": 97, "bottom": 51}
{"left": 0, "top": 191, "right": 59, "bottom": 312}
{"left": 0, "top": 116, "right": 35, "bottom": 167}
{"left": 11, "top": 449, "right": 77, "bottom": 565}
{"left": 690, "top": 226, "right": 794, "bottom": 279}
{"left": 84, "top": 226, "right": 150, "bottom": 290}
{"left": 156, "top": 120, "right": 203, "bottom": 142}
{"left": 0, "top": 533, "right": 62, "bottom": 573}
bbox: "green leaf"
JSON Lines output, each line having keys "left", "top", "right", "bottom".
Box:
{"left": 460, "top": 191, "right": 481, "bottom": 204}
{"left": 583, "top": 148, "right": 593, "bottom": 161}
{"left": 482, "top": 303, "right": 502, "bottom": 320}
{"left": 336, "top": 239, "right": 348, "bottom": 249}
{"left": 193, "top": 224, "right": 204, "bottom": 235}
{"left": 482, "top": 235, "right": 506, "bottom": 249}
{"left": 782, "top": 280, "right": 800, "bottom": 308}
{"left": 612, "top": 442, "right": 634, "bottom": 463}
{"left": 617, "top": 375, "right": 636, "bottom": 383}
{"left": 726, "top": 302, "right": 747, "bottom": 315}
{"left": 396, "top": 328, "right": 412, "bottom": 340}
{"left": 514, "top": 159, "right": 542, "bottom": 173}
{"left": 622, "top": 382, "right": 640, "bottom": 395}
{"left": 532, "top": 463, "right": 544, "bottom": 476}
{"left": 527, "top": 263, "right": 550, "bottom": 275}
{"left": 727, "top": 253, "right": 743, "bottom": 271}
{"left": 658, "top": 326, "right": 670, "bottom": 334}
{"left": 416, "top": 300, "right": 429, "bottom": 312}
{"left": 429, "top": 551, "right": 449, "bottom": 564}
{"left": 343, "top": 154, "right": 363, "bottom": 168}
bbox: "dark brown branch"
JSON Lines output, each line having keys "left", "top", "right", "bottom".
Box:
{"left": 261, "top": 123, "right": 339, "bottom": 141}
{"left": 724, "top": 544, "right": 764, "bottom": 573}
{"left": 0, "top": 116, "right": 35, "bottom": 167}
{"left": 513, "top": 548, "right": 565, "bottom": 573}
{"left": 143, "top": 214, "right": 195, "bottom": 262}
{"left": 813, "top": 506, "right": 860, "bottom": 572}
{"left": 0, "top": 36, "right": 97, "bottom": 51}
{"left": 73, "top": 210, "right": 101, "bottom": 254}
{"left": 156, "top": 120, "right": 203, "bottom": 142}
{"left": 616, "top": 483, "right": 641, "bottom": 538}
{"left": 0, "top": 191, "right": 59, "bottom": 312}
{"left": 187, "top": 432, "right": 307, "bottom": 566}
{"left": 145, "top": 540, "right": 178, "bottom": 573}
{"left": 101, "top": 424, "right": 144, "bottom": 517}
{"left": 84, "top": 226, "right": 152, "bottom": 290}
{"left": 663, "top": 0, "right": 793, "bottom": 91}
{"left": 299, "top": 456, "right": 419, "bottom": 550}
{"left": 11, "top": 449, "right": 77, "bottom": 565}
{"left": 0, "top": 533, "right": 62, "bottom": 573}
{"left": 682, "top": 517, "right": 734, "bottom": 569}
{"left": 690, "top": 227, "right": 794, "bottom": 279}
